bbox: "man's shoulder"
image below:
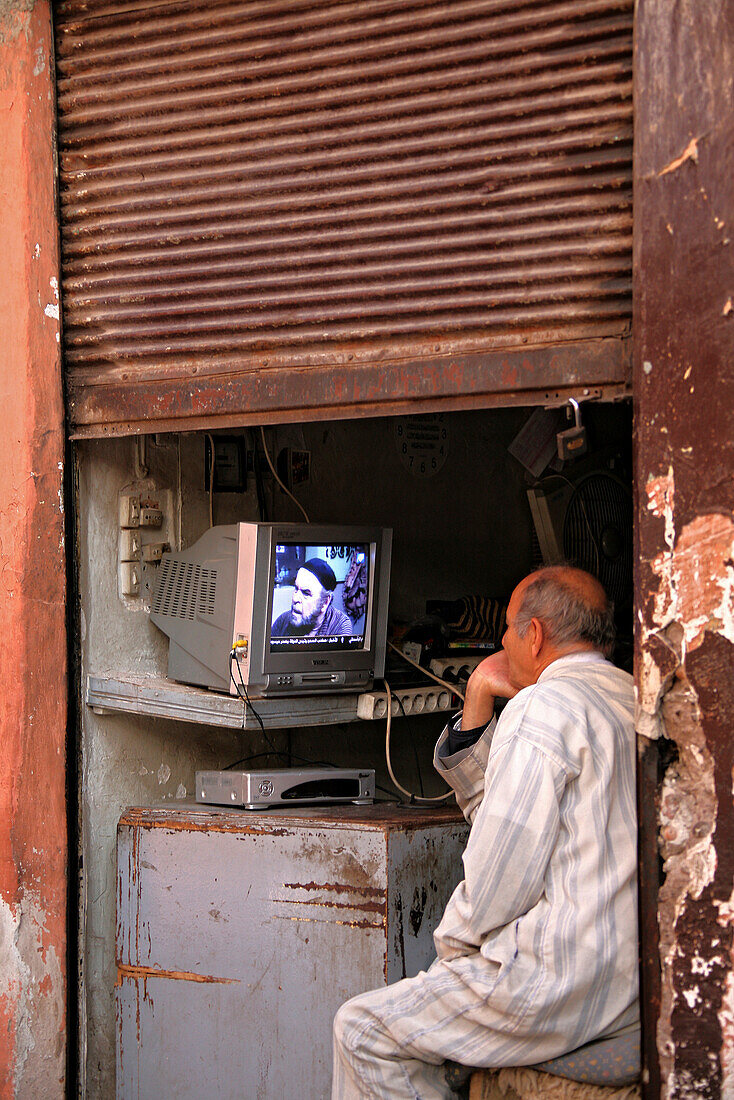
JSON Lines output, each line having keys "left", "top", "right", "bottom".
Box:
{"left": 331, "top": 607, "right": 352, "bottom": 631}
{"left": 496, "top": 659, "right": 634, "bottom": 747}
{"left": 523, "top": 659, "right": 634, "bottom": 708}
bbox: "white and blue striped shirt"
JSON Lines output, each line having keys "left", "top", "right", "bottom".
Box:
{"left": 431, "top": 651, "right": 639, "bottom": 1066}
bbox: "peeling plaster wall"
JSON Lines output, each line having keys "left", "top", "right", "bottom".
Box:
{"left": 634, "top": 3, "right": 734, "bottom": 1096}
{"left": 0, "top": 1, "right": 67, "bottom": 1096}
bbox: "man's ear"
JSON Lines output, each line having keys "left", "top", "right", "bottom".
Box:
{"left": 529, "top": 617, "right": 544, "bottom": 658}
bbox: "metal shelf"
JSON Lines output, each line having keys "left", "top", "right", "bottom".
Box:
{"left": 85, "top": 675, "right": 458, "bottom": 731}
{"left": 86, "top": 675, "right": 365, "bottom": 730}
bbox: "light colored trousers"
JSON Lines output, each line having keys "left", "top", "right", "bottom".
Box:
{"left": 331, "top": 968, "right": 472, "bottom": 1100}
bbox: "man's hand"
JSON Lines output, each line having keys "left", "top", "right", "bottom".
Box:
{"left": 461, "top": 650, "right": 518, "bottom": 730}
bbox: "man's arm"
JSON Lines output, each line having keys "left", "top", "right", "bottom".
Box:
{"left": 433, "top": 651, "right": 519, "bottom": 821}
{"left": 434, "top": 718, "right": 567, "bottom": 961}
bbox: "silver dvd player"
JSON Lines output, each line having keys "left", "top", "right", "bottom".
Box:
{"left": 196, "top": 767, "right": 376, "bottom": 809}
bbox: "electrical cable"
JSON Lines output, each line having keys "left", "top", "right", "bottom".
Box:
{"left": 228, "top": 650, "right": 276, "bottom": 757}
{"left": 259, "top": 426, "right": 310, "bottom": 523}
{"left": 249, "top": 428, "right": 268, "bottom": 521}
{"left": 387, "top": 640, "right": 466, "bottom": 703}
{"left": 383, "top": 679, "right": 454, "bottom": 803}
{"left": 395, "top": 692, "right": 424, "bottom": 797}
{"left": 206, "top": 433, "right": 215, "bottom": 528}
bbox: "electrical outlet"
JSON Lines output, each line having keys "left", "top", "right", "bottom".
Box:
{"left": 142, "top": 543, "right": 165, "bottom": 562}
{"left": 139, "top": 506, "right": 163, "bottom": 527}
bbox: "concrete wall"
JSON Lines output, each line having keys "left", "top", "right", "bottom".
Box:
{"left": 0, "top": 2, "right": 67, "bottom": 1096}
{"left": 75, "top": 403, "right": 631, "bottom": 1097}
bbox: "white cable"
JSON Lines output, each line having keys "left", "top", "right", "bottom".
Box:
{"left": 387, "top": 640, "right": 466, "bottom": 703}
{"left": 384, "top": 680, "right": 454, "bottom": 803}
{"left": 259, "top": 426, "right": 310, "bottom": 523}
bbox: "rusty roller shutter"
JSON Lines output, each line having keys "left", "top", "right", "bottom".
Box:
{"left": 54, "top": 0, "right": 633, "bottom": 438}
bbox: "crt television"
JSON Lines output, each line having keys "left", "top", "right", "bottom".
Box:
{"left": 150, "top": 523, "right": 392, "bottom": 696}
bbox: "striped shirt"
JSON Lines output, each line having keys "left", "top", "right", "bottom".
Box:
{"left": 431, "top": 651, "right": 639, "bottom": 1064}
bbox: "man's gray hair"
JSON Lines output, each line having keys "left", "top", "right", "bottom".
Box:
{"left": 514, "top": 569, "right": 616, "bottom": 657}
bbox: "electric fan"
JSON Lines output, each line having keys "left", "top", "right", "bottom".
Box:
{"left": 527, "top": 472, "right": 632, "bottom": 608}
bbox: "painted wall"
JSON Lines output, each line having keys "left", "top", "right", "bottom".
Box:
{"left": 0, "top": 1, "right": 67, "bottom": 1095}
{"left": 634, "top": 2, "right": 734, "bottom": 1096}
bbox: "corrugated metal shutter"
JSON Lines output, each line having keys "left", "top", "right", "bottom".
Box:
{"left": 54, "top": 0, "right": 633, "bottom": 438}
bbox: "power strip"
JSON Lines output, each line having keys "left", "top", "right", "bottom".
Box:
{"left": 428, "top": 655, "right": 484, "bottom": 678}
{"left": 356, "top": 687, "right": 457, "bottom": 720}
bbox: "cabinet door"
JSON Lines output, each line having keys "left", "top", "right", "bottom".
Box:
{"left": 117, "top": 814, "right": 467, "bottom": 1099}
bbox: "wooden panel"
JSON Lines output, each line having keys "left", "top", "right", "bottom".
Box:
{"left": 55, "top": 0, "right": 633, "bottom": 435}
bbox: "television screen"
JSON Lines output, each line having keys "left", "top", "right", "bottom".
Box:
{"left": 269, "top": 542, "right": 369, "bottom": 654}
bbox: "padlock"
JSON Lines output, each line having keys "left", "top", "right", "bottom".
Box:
{"left": 556, "top": 398, "right": 588, "bottom": 461}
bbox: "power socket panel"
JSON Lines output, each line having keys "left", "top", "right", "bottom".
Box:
{"left": 117, "top": 486, "right": 175, "bottom": 606}
{"left": 356, "top": 686, "right": 458, "bottom": 721}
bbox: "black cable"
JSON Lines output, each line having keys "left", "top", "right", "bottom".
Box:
{"left": 228, "top": 651, "right": 279, "bottom": 761}
{"left": 225, "top": 749, "right": 292, "bottom": 771}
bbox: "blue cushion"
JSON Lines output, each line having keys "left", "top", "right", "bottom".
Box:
{"left": 532, "top": 1027, "right": 640, "bottom": 1087}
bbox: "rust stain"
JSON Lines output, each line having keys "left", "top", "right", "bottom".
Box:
{"left": 272, "top": 897, "right": 385, "bottom": 915}
{"left": 282, "top": 880, "right": 385, "bottom": 899}
{"left": 116, "top": 963, "right": 238, "bottom": 986}
{"left": 658, "top": 137, "right": 700, "bottom": 177}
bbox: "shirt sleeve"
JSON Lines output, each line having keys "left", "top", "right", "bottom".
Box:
{"left": 434, "top": 724, "right": 568, "bottom": 961}
{"left": 433, "top": 716, "right": 497, "bottom": 823}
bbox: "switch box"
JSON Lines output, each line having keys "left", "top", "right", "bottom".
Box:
{"left": 118, "top": 487, "right": 173, "bottom": 604}
{"left": 119, "top": 561, "right": 141, "bottom": 597}
{"left": 119, "top": 495, "right": 140, "bottom": 528}
{"left": 120, "top": 530, "right": 141, "bottom": 561}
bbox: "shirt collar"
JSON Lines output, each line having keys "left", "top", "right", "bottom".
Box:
{"left": 537, "top": 650, "right": 607, "bottom": 684}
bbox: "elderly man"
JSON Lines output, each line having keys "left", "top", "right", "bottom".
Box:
{"left": 333, "top": 566, "right": 638, "bottom": 1099}
{"left": 271, "top": 557, "right": 351, "bottom": 638}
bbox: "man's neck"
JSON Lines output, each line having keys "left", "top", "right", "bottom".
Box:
{"left": 533, "top": 642, "right": 599, "bottom": 681}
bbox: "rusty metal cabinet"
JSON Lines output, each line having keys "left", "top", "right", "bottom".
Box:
{"left": 116, "top": 803, "right": 468, "bottom": 1100}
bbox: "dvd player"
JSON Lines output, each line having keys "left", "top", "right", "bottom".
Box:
{"left": 196, "top": 767, "right": 375, "bottom": 809}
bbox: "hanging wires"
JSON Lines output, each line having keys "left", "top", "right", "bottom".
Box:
{"left": 228, "top": 648, "right": 276, "bottom": 755}
{"left": 259, "top": 426, "right": 310, "bottom": 523}
{"left": 383, "top": 679, "right": 454, "bottom": 803}
{"left": 206, "top": 433, "right": 216, "bottom": 528}
{"left": 387, "top": 641, "right": 465, "bottom": 703}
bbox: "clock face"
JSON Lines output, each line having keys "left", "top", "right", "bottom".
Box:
{"left": 394, "top": 413, "right": 449, "bottom": 478}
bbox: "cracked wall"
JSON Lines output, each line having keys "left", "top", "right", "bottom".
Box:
{"left": 635, "top": 2, "right": 734, "bottom": 1096}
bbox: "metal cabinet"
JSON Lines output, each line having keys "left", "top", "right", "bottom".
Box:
{"left": 116, "top": 803, "right": 469, "bottom": 1100}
